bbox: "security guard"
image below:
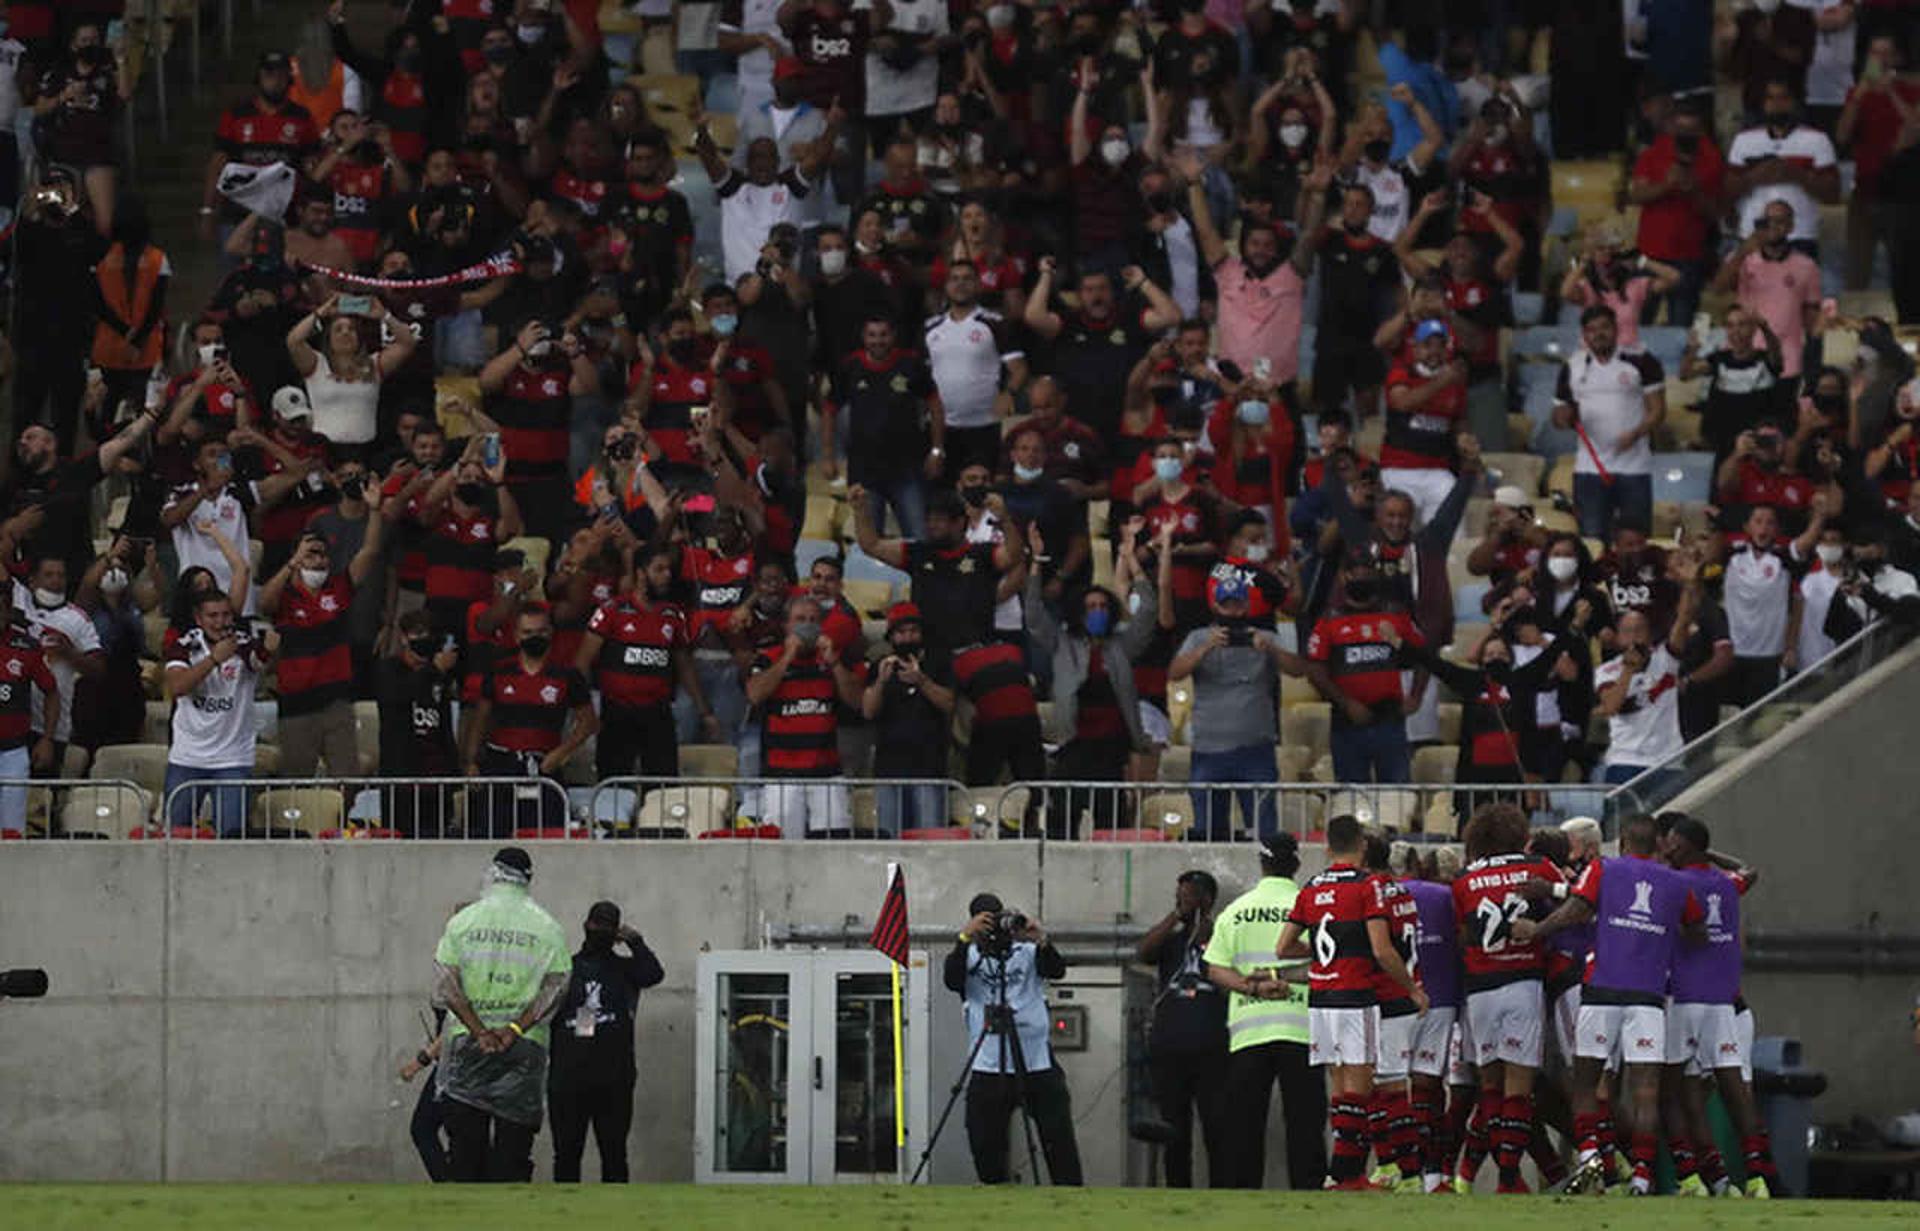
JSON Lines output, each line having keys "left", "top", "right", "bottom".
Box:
{"left": 1201, "top": 832, "right": 1325, "bottom": 1189}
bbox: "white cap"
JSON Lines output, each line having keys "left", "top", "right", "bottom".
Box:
{"left": 271, "top": 386, "right": 311, "bottom": 421}
{"left": 1492, "top": 484, "right": 1530, "bottom": 509}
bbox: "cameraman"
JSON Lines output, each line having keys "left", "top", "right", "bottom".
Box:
{"left": 943, "top": 892, "right": 1084, "bottom": 1186}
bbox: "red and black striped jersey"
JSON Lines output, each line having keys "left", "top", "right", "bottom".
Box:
{"left": 681, "top": 544, "right": 754, "bottom": 644}
{"left": 586, "top": 597, "right": 685, "bottom": 709}
{"left": 423, "top": 508, "right": 497, "bottom": 608}
{"left": 481, "top": 661, "right": 588, "bottom": 755}
{"left": 950, "top": 641, "right": 1036, "bottom": 724}
{"left": 1452, "top": 853, "right": 1564, "bottom": 991}
{"left": 327, "top": 159, "right": 392, "bottom": 265}
{"left": 1371, "top": 876, "right": 1422, "bottom": 1010}
{"left": 634, "top": 357, "right": 717, "bottom": 467}
{"left": 488, "top": 366, "right": 573, "bottom": 484}
{"left": 1306, "top": 611, "right": 1421, "bottom": 711}
{"left": 551, "top": 569, "right": 621, "bottom": 670}
{"left": 0, "top": 635, "right": 55, "bottom": 750}
{"left": 462, "top": 599, "right": 517, "bottom": 705}
{"left": 273, "top": 574, "right": 355, "bottom": 715}
{"left": 1287, "top": 863, "right": 1386, "bottom": 1008}
{"left": 1382, "top": 361, "right": 1466, "bottom": 470}
{"left": 375, "top": 70, "right": 428, "bottom": 164}
{"left": 754, "top": 651, "right": 843, "bottom": 777}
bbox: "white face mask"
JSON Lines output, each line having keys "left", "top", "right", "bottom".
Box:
{"left": 101, "top": 567, "right": 129, "bottom": 595}
{"left": 1245, "top": 542, "right": 1271, "bottom": 563}
{"left": 1100, "top": 138, "right": 1131, "bottom": 167}
{"left": 818, "top": 248, "right": 848, "bottom": 277}
{"left": 299, "top": 568, "right": 329, "bottom": 590}
{"left": 1279, "top": 123, "right": 1310, "bottom": 148}
{"left": 1013, "top": 462, "right": 1045, "bottom": 482}
{"left": 987, "top": 4, "right": 1015, "bottom": 28}
{"left": 516, "top": 22, "right": 548, "bottom": 44}
{"left": 1152, "top": 456, "right": 1184, "bottom": 483}
{"left": 1753, "top": 0, "right": 1781, "bottom": 12}
{"left": 32, "top": 587, "right": 64, "bottom": 609}
{"left": 1815, "top": 543, "right": 1844, "bottom": 567}
{"left": 1485, "top": 123, "right": 1509, "bottom": 145}
{"left": 1546, "top": 555, "right": 1579, "bottom": 582}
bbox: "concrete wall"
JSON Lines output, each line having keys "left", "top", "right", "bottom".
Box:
{"left": 1674, "top": 638, "right": 1920, "bottom": 1123}
{"left": 0, "top": 839, "right": 1308, "bottom": 1182}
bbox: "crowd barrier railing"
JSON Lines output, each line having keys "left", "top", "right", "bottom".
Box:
{"left": 0, "top": 773, "right": 1625, "bottom": 842}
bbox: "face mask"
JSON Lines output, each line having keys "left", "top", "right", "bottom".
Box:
{"left": 455, "top": 482, "right": 490, "bottom": 506}
{"left": 1764, "top": 109, "right": 1793, "bottom": 134}
{"left": 408, "top": 635, "right": 438, "bottom": 658}
{"left": 1484, "top": 657, "right": 1512, "bottom": 677}
{"left": 1813, "top": 392, "right": 1845, "bottom": 415}
{"left": 1279, "top": 123, "right": 1310, "bottom": 148}
{"left": 667, "top": 337, "right": 698, "bottom": 362}
{"left": 960, "top": 485, "right": 987, "bottom": 508}
{"left": 1547, "top": 555, "right": 1579, "bottom": 582}
{"left": 101, "top": 567, "right": 129, "bottom": 595}
{"left": 516, "top": 23, "right": 548, "bottom": 44}
{"left": 1245, "top": 542, "right": 1271, "bottom": 563}
{"left": 519, "top": 634, "right": 551, "bottom": 658}
{"left": 1237, "top": 400, "right": 1270, "bottom": 426}
{"left": 299, "top": 568, "right": 329, "bottom": 590}
{"left": 818, "top": 248, "right": 848, "bottom": 277}
{"left": 791, "top": 620, "right": 821, "bottom": 646}
{"left": 482, "top": 44, "right": 513, "bottom": 65}
{"left": 1100, "top": 138, "right": 1131, "bottom": 167}
{"left": 32, "top": 588, "right": 64, "bottom": 609}
{"left": 1013, "top": 462, "right": 1045, "bottom": 482}
{"left": 1152, "top": 457, "right": 1184, "bottom": 483}
{"left": 1816, "top": 543, "right": 1844, "bottom": 567}
{"left": 339, "top": 475, "right": 366, "bottom": 502}
{"left": 261, "top": 83, "right": 288, "bottom": 104}
{"left": 1485, "top": 124, "right": 1509, "bottom": 145}
{"left": 987, "top": 4, "right": 1015, "bottom": 28}
{"left": 710, "top": 313, "right": 738, "bottom": 338}
{"left": 1364, "top": 139, "right": 1390, "bottom": 163}
{"left": 1084, "top": 607, "right": 1113, "bottom": 637}
{"left": 1345, "top": 578, "right": 1377, "bottom": 607}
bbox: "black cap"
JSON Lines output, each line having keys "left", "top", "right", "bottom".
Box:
{"left": 967, "top": 892, "right": 1003, "bottom": 916}
{"left": 1259, "top": 832, "right": 1298, "bottom": 862}
{"left": 586, "top": 900, "right": 621, "bottom": 928}
{"left": 258, "top": 50, "right": 292, "bottom": 73}
{"left": 493, "top": 846, "right": 533, "bottom": 876}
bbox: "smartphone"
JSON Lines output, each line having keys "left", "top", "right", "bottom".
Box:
{"left": 337, "top": 294, "right": 373, "bottom": 317}
{"left": 106, "top": 19, "right": 126, "bottom": 48}
{"left": 1227, "top": 626, "right": 1253, "bottom": 647}
{"left": 480, "top": 432, "right": 502, "bottom": 470}
{"left": 597, "top": 502, "right": 621, "bottom": 524}
{"left": 1253, "top": 357, "right": 1272, "bottom": 382}
{"left": 198, "top": 343, "right": 229, "bottom": 367}
{"left": 690, "top": 404, "right": 711, "bottom": 430}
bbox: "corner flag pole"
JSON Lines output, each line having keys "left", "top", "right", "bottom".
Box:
{"left": 869, "top": 862, "right": 911, "bottom": 1153}
{"left": 890, "top": 950, "right": 906, "bottom": 1150}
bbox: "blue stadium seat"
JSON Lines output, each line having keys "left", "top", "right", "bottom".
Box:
{"left": 795, "top": 538, "right": 842, "bottom": 576}
{"left": 1455, "top": 581, "right": 1491, "bottom": 623}
{"left": 843, "top": 545, "right": 910, "bottom": 587}
{"left": 1640, "top": 326, "right": 1688, "bottom": 375}
{"left": 1513, "top": 324, "right": 1579, "bottom": 362}
{"left": 1512, "top": 291, "right": 1544, "bottom": 327}
{"left": 1652, "top": 452, "right": 1716, "bottom": 505}
{"left": 1546, "top": 206, "right": 1577, "bottom": 239}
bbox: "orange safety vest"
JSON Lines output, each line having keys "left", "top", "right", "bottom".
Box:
{"left": 289, "top": 56, "right": 347, "bottom": 133}
{"left": 92, "top": 243, "right": 169, "bottom": 371}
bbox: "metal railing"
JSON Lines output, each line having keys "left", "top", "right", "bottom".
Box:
{"left": 990, "top": 779, "right": 1612, "bottom": 842}
{"left": 589, "top": 777, "right": 972, "bottom": 838}
{"left": 0, "top": 778, "right": 150, "bottom": 839}
{"left": 151, "top": 775, "right": 574, "bottom": 839}
{"left": 1606, "top": 617, "right": 1916, "bottom": 820}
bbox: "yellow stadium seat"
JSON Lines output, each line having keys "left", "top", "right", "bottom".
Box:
{"left": 1277, "top": 743, "right": 1314, "bottom": 781}
{"left": 842, "top": 580, "right": 894, "bottom": 619}
{"left": 1411, "top": 744, "right": 1459, "bottom": 785}
{"left": 1483, "top": 452, "right": 1545, "bottom": 497}
{"left": 681, "top": 743, "right": 739, "bottom": 779}
{"left": 1547, "top": 455, "right": 1574, "bottom": 500}
{"left": 801, "top": 495, "right": 845, "bottom": 542}
{"left": 1280, "top": 673, "right": 1320, "bottom": 709}
{"left": 252, "top": 787, "right": 343, "bottom": 835}
{"left": 1436, "top": 702, "right": 1461, "bottom": 745}
{"left": 1139, "top": 792, "right": 1194, "bottom": 837}
{"left": 1281, "top": 702, "right": 1330, "bottom": 763}
{"left": 505, "top": 536, "right": 552, "bottom": 588}
{"left": 61, "top": 783, "right": 151, "bottom": 835}
{"left": 353, "top": 700, "right": 380, "bottom": 778}
{"left": 1160, "top": 744, "right": 1192, "bottom": 784}
{"left": 91, "top": 743, "right": 169, "bottom": 802}
{"left": 637, "top": 784, "right": 731, "bottom": 835}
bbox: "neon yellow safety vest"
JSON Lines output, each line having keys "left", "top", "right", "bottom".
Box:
{"left": 434, "top": 883, "right": 572, "bottom": 1048}
{"left": 1201, "top": 875, "right": 1309, "bottom": 1050}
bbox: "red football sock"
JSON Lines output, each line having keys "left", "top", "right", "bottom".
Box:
{"left": 1330, "top": 1095, "right": 1371, "bottom": 1181}
{"left": 1367, "top": 1092, "right": 1391, "bottom": 1169}
{"left": 1700, "top": 1147, "right": 1728, "bottom": 1186}
{"left": 1574, "top": 1111, "right": 1603, "bottom": 1156}
{"left": 1669, "top": 1136, "right": 1697, "bottom": 1180}
{"left": 1459, "top": 1088, "right": 1495, "bottom": 1180}
{"left": 1742, "top": 1133, "right": 1778, "bottom": 1179}
{"left": 1493, "top": 1092, "right": 1533, "bottom": 1183}
{"left": 1630, "top": 1132, "right": 1658, "bottom": 1182}
{"left": 1389, "top": 1091, "right": 1421, "bottom": 1176}
{"left": 1411, "top": 1092, "right": 1442, "bottom": 1173}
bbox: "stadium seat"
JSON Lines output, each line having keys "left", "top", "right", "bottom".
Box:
{"left": 1455, "top": 581, "right": 1491, "bottom": 623}
{"left": 639, "top": 785, "right": 732, "bottom": 835}
{"left": 794, "top": 538, "right": 840, "bottom": 577}
{"left": 577, "top": 786, "right": 639, "bottom": 830}
{"left": 504, "top": 537, "right": 552, "bottom": 589}
{"left": 1281, "top": 702, "right": 1330, "bottom": 763}
{"left": 1411, "top": 745, "right": 1459, "bottom": 785}
{"left": 703, "top": 71, "right": 739, "bottom": 114}
{"left": 1280, "top": 673, "right": 1320, "bottom": 708}
{"left": 680, "top": 743, "right": 740, "bottom": 780}
{"left": 143, "top": 700, "right": 171, "bottom": 744}
{"left": 1652, "top": 452, "right": 1716, "bottom": 505}
{"left": 1277, "top": 743, "right": 1314, "bottom": 781}
{"left": 251, "top": 788, "right": 342, "bottom": 836}
{"left": 1640, "top": 326, "right": 1688, "bottom": 375}
{"left": 1482, "top": 452, "right": 1544, "bottom": 496}
{"left": 1138, "top": 791, "right": 1195, "bottom": 836}
{"left": 841, "top": 579, "right": 894, "bottom": 619}
{"left": 1436, "top": 702, "right": 1461, "bottom": 744}
{"left": 1167, "top": 682, "right": 1192, "bottom": 744}
{"left": 91, "top": 744, "right": 169, "bottom": 802}
{"left": 1511, "top": 291, "right": 1544, "bottom": 326}
{"left": 352, "top": 701, "right": 379, "bottom": 777}
{"left": 951, "top": 785, "right": 1020, "bottom": 831}
{"left": 843, "top": 545, "right": 910, "bottom": 587}
{"left": 254, "top": 744, "right": 281, "bottom": 776}
{"left": 1323, "top": 787, "right": 1422, "bottom": 831}
{"left": 850, "top": 787, "right": 880, "bottom": 834}
{"left": 1160, "top": 744, "right": 1192, "bottom": 784}
{"left": 61, "top": 784, "right": 151, "bottom": 836}
{"left": 800, "top": 495, "right": 843, "bottom": 542}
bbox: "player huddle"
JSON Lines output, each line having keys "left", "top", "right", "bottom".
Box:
{"left": 1272, "top": 804, "right": 1774, "bottom": 1196}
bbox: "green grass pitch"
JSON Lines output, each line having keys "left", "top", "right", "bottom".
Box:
{"left": 6, "top": 1185, "right": 1914, "bottom": 1230}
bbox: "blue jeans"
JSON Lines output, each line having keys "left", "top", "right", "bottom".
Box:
{"left": 1646, "top": 258, "right": 1708, "bottom": 328}
{"left": 434, "top": 308, "right": 488, "bottom": 372}
{"left": 164, "top": 763, "right": 253, "bottom": 837}
{"left": 1573, "top": 472, "right": 1653, "bottom": 540}
{"left": 1328, "top": 718, "right": 1410, "bottom": 785}
{"left": 1188, "top": 743, "right": 1277, "bottom": 841}
{"left": 862, "top": 476, "right": 926, "bottom": 540}
{"left": 875, "top": 783, "right": 944, "bottom": 836}
{"left": 674, "top": 653, "right": 749, "bottom": 745}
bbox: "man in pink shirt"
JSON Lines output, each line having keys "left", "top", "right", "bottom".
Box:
{"left": 1179, "top": 152, "right": 1330, "bottom": 387}
{"left": 1710, "top": 200, "right": 1823, "bottom": 379}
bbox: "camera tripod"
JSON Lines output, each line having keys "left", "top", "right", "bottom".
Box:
{"left": 909, "top": 950, "right": 1047, "bottom": 1185}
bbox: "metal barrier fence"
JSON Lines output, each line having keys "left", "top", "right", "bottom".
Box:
{"left": 589, "top": 777, "right": 972, "bottom": 838}
{"left": 150, "top": 776, "right": 574, "bottom": 840}
{"left": 0, "top": 778, "right": 151, "bottom": 840}
{"left": 993, "top": 779, "right": 1617, "bottom": 843}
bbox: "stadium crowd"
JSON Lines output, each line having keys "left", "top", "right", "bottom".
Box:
{"left": 3, "top": 0, "right": 1920, "bottom": 838}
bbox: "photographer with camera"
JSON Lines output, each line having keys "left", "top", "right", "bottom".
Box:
{"left": 943, "top": 892, "right": 1083, "bottom": 1186}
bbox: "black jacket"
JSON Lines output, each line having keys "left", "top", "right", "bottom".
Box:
{"left": 547, "top": 939, "right": 665, "bottom": 1085}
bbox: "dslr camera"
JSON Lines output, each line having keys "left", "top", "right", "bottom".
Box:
{"left": 978, "top": 909, "right": 1030, "bottom": 960}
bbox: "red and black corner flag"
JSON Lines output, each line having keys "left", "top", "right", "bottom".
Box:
{"left": 870, "top": 863, "right": 909, "bottom": 967}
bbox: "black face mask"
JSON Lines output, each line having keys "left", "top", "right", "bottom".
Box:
{"left": 1484, "top": 658, "right": 1512, "bottom": 679}
{"left": 408, "top": 636, "right": 438, "bottom": 658}
{"left": 519, "top": 634, "right": 551, "bottom": 659}
{"left": 889, "top": 637, "right": 922, "bottom": 657}
{"left": 582, "top": 927, "right": 616, "bottom": 952}
{"left": 1345, "top": 578, "right": 1378, "bottom": 607}
{"left": 455, "top": 482, "right": 490, "bottom": 506}
{"left": 667, "top": 337, "right": 698, "bottom": 362}
{"left": 1364, "top": 139, "right": 1391, "bottom": 163}
{"left": 959, "top": 485, "right": 987, "bottom": 508}
{"left": 1145, "top": 191, "right": 1175, "bottom": 214}
{"left": 261, "top": 83, "right": 289, "bottom": 104}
